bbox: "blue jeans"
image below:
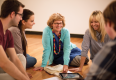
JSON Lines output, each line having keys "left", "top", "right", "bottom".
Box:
{"left": 26, "top": 54, "right": 37, "bottom": 68}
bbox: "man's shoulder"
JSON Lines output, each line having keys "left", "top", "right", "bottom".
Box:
{"left": 105, "top": 40, "right": 116, "bottom": 49}
{"left": 106, "top": 41, "right": 116, "bottom": 53}
{"left": 6, "top": 29, "right": 12, "bottom": 34}
{"left": 92, "top": 40, "right": 116, "bottom": 74}
{"left": 100, "top": 41, "right": 116, "bottom": 54}
{"left": 94, "top": 40, "right": 116, "bottom": 62}
{"left": 6, "top": 29, "right": 13, "bottom": 38}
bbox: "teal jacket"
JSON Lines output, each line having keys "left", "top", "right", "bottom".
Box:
{"left": 41, "top": 26, "right": 77, "bottom": 67}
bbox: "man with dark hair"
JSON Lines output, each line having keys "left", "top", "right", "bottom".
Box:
{"left": 85, "top": 1, "right": 116, "bottom": 80}
{"left": 0, "top": 0, "right": 30, "bottom": 80}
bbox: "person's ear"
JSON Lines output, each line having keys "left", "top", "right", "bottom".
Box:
{"left": 10, "top": 11, "right": 15, "bottom": 18}
{"left": 22, "top": 20, "right": 25, "bottom": 25}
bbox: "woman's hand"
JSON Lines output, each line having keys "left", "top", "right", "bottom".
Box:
{"left": 63, "top": 65, "right": 68, "bottom": 73}
{"left": 68, "top": 67, "right": 82, "bottom": 72}
{"left": 27, "top": 72, "right": 33, "bottom": 79}
{"left": 33, "top": 67, "right": 44, "bottom": 71}
{"left": 69, "top": 56, "right": 85, "bottom": 72}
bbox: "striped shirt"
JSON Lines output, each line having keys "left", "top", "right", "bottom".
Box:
{"left": 85, "top": 38, "right": 116, "bottom": 80}
{"left": 81, "top": 29, "right": 110, "bottom": 60}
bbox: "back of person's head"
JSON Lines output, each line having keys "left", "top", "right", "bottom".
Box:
{"left": 22, "top": 9, "right": 34, "bottom": 21}
{"left": 47, "top": 13, "right": 65, "bottom": 29}
{"left": 89, "top": 10, "right": 106, "bottom": 42}
{"left": 18, "top": 9, "right": 34, "bottom": 57}
{"left": 18, "top": 9, "right": 34, "bottom": 27}
{"left": 103, "top": 1, "right": 116, "bottom": 31}
{"left": 0, "top": 0, "right": 25, "bottom": 18}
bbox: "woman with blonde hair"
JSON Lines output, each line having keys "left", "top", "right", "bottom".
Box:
{"left": 33, "top": 13, "right": 89, "bottom": 73}
{"left": 69, "top": 10, "right": 110, "bottom": 72}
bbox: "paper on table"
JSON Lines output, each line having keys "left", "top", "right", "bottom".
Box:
{"left": 67, "top": 70, "right": 72, "bottom": 73}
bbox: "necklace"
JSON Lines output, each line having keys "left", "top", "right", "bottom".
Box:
{"left": 52, "top": 29, "right": 61, "bottom": 55}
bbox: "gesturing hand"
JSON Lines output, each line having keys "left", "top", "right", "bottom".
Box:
{"left": 68, "top": 67, "right": 82, "bottom": 72}
{"left": 63, "top": 65, "right": 68, "bottom": 73}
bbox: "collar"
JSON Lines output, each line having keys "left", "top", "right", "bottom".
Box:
{"left": 96, "top": 31, "right": 101, "bottom": 40}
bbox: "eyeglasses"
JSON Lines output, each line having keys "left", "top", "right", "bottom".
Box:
{"left": 53, "top": 23, "right": 63, "bottom": 25}
{"left": 16, "top": 12, "right": 23, "bottom": 17}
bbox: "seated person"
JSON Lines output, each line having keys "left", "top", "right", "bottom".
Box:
{"left": 9, "top": 9, "right": 37, "bottom": 68}
{"left": 0, "top": 0, "right": 29, "bottom": 80}
{"left": 85, "top": 1, "right": 116, "bottom": 80}
{"left": 33, "top": 13, "right": 89, "bottom": 73}
{"left": 69, "top": 10, "right": 110, "bottom": 72}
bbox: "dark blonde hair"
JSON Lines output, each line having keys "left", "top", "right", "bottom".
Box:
{"left": 89, "top": 10, "right": 106, "bottom": 42}
{"left": 47, "top": 13, "right": 65, "bottom": 28}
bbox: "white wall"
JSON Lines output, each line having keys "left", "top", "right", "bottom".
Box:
{"left": 0, "top": 0, "right": 114, "bottom": 34}
{"left": 0, "top": 0, "right": 4, "bottom": 10}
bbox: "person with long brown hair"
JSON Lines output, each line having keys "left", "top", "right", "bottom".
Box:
{"left": 9, "top": 9, "right": 37, "bottom": 69}
{"left": 9, "top": 9, "right": 37, "bottom": 79}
